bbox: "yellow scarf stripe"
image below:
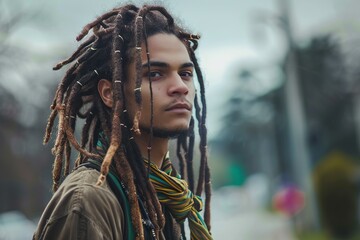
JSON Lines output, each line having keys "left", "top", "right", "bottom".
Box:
{"left": 144, "top": 158, "right": 213, "bottom": 240}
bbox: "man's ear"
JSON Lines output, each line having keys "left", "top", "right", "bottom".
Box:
{"left": 98, "top": 79, "right": 113, "bottom": 108}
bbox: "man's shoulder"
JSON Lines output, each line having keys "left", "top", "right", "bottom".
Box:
{"left": 34, "top": 167, "right": 125, "bottom": 239}
{"left": 37, "top": 166, "right": 122, "bottom": 226}
{"left": 54, "top": 166, "right": 118, "bottom": 210}
{"left": 60, "top": 166, "right": 107, "bottom": 191}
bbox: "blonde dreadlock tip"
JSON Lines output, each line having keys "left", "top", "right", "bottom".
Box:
{"left": 43, "top": 137, "right": 49, "bottom": 145}
{"left": 96, "top": 174, "right": 106, "bottom": 186}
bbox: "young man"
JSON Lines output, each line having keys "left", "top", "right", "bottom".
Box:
{"left": 34, "top": 4, "right": 212, "bottom": 240}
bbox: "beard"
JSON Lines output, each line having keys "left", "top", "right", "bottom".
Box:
{"left": 140, "top": 126, "right": 189, "bottom": 139}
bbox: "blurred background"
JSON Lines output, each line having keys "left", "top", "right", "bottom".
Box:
{"left": 1, "top": 0, "right": 360, "bottom": 239}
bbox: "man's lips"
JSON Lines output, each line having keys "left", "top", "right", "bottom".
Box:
{"left": 165, "top": 102, "right": 192, "bottom": 111}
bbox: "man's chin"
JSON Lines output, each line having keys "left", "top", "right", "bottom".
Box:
{"left": 141, "top": 127, "right": 189, "bottom": 139}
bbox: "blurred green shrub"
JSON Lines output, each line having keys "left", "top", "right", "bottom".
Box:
{"left": 313, "top": 151, "right": 358, "bottom": 239}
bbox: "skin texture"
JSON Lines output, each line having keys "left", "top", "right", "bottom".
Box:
{"left": 98, "top": 33, "right": 195, "bottom": 167}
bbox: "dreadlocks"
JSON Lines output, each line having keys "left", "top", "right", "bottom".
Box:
{"left": 44, "top": 4, "right": 212, "bottom": 239}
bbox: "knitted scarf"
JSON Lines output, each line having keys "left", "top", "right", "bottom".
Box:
{"left": 144, "top": 157, "right": 213, "bottom": 240}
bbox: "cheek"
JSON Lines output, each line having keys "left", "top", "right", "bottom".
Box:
{"left": 145, "top": 85, "right": 163, "bottom": 101}
{"left": 189, "top": 84, "right": 196, "bottom": 99}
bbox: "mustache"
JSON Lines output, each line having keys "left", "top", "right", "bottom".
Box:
{"left": 163, "top": 98, "right": 193, "bottom": 111}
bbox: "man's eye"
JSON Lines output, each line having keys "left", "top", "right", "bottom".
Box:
{"left": 147, "top": 71, "right": 162, "bottom": 79}
{"left": 180, "top": 71, "right": 193, "bottom": 79}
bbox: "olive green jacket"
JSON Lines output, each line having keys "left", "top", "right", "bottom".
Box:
{"left": 33, "top": 165, "right": 184, "bottom": 240}
{"left": 33, "top": 167, "right": 125, "bottom": 239}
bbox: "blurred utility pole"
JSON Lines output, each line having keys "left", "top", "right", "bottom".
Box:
{"left": 355, "top": 92, "right": 360, "bottom": 153}
{"left": 277, "top": 0, "right": 319, "bottom": 230}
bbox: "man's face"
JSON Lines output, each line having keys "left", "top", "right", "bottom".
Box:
{"left": 125, "top": 33, "right": 195, "bottom": 137}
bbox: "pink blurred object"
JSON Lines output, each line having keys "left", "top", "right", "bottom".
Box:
{"left": 273, "top": 185, "right": 305, "bottom": 216}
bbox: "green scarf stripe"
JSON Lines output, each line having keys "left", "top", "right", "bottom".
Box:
{"left": 149, "top": 175, "right": 168, "bottom": 186}
{"left": 144, "top": 158, "right": 213, "bottom": 240}
{"left": 107, "top": 172, "right": 135, "bottom": 240}
{"left": 150, "top": 173, "right": 185, "bottom": 192}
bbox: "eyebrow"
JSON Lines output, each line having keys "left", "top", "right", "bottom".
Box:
{"left": 141, "top": 61, "right": 194, "bottom": 69}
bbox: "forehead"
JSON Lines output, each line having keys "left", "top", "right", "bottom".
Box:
{"left": 141, "top": 33, "right": 191, "bottom": 64}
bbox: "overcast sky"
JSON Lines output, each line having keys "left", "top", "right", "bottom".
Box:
{"left": 3, "top": 0, "right": 360, "bottom": 137}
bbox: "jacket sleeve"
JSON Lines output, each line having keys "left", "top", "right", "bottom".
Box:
{"left": 36, "top": 209, "right": 109, "bottom": 240}
{"left": 33, "top": 168, "right": 124, "bottom": 240}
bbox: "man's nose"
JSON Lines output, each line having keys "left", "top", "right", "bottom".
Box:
{"left": 168, "top": 73, "right": 189, "bottom": 96}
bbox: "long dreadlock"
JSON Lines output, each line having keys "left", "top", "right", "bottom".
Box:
{"left": 44, "top": 4, "right": 212, "bottom": 239}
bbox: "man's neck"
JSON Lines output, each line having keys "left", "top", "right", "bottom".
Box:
{"left": 134, "top": 132, "right": 169, "bottom": 168}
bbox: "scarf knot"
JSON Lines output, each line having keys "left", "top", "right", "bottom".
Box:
{"left": 145, "top": 158, "right": 212, "bottom": 240}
